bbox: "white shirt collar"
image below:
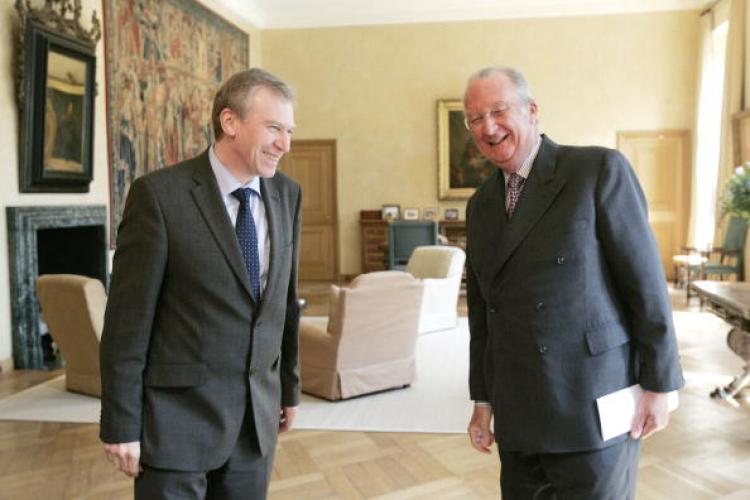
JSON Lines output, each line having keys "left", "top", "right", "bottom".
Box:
{"left": 503, "top": 134, "right": 542, "bottom": 183}
{"left": 208, "top": 145, "right": 260, "bottom": 197}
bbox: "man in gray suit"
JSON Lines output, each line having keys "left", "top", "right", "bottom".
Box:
{"left": 464, "top": 66, "right": 684, "bottom": 499}
{"left": 100, "top": 68, "right": 302, "bottom": 499}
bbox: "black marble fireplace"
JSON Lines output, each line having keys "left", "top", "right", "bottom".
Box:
{"left": 7, "top": 205, "right": 107, "bottom": 369}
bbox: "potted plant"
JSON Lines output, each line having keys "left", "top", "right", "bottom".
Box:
{"left": 723, "top": 163, "right": 750, "bottom": 220}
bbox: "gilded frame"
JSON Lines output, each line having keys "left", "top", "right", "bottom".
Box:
{"left": 437, "top": 99, "right": 495, "bottom": 200}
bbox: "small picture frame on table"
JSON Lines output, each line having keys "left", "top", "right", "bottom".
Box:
{"left": 444, "top": 208, "right": 460, "bottom": 221}
{"left": 382, "top": 204, "right": 401, "bottom": 221}
{"left": 423, "top": 207, "right": 438, "bottom": 220}
{"left": 403, "top": 208, "right": 420, "bottom": 220}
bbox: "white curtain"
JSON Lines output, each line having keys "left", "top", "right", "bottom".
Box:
{"left": 689, "top": 2, "right": 731, "bottom": 249}
{"left": 717, "top": 0, "right": 745, "bottom": 208}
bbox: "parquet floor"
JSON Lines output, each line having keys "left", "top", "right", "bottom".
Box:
{"left": 1, "top": 284, "right": 749, "bottom": 499}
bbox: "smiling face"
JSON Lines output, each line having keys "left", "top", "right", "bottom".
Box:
{"left": 463, "top": 72, "right": 539, "bottom": 174}
{"left": 216, "top": 86, "right": 295, "bottom": 181}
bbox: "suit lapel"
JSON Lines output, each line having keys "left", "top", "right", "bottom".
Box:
{"left": 259, "top": 176, "right": 283, "bottom": 310}
{"left": 476, "top": 169, "right": 508, "bottom": 264}
{"left": 189, "top": 153, "right": 254, "bottom": 299}
{"left": 487, "top": 136, "right": 566, "bottom": 282}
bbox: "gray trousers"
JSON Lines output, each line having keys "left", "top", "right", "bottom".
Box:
{"left": 134, "top": 405, "right": 275, "bottom": 500}
{"left": 499, "top": 437, "right": 640, "bottom": 500}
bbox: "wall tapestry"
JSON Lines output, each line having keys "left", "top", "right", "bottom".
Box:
{"left": 103, "top": 0, "right": 248, "bottom": 242}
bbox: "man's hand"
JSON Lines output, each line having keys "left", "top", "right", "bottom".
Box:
{"left": 467, "top": 404, "right": 495, "bottom": 454}
{"left": 103, "top": 441, "right": 142, "bottom": 478}
{"left": 279, "top": 406, "right": 298, "bottom": 433}
{"left": 630, "top": 390, "right": 670, "bottom": 440}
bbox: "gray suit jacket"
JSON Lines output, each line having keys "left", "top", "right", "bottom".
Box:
{"left": 100, "top": 150, "right": 302, "bottom": 471}
{"left": 466, "top": 135, "right": 683, "bottom": 453}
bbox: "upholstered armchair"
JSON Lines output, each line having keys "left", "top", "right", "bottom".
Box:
{"left": 406, "top": 245, "right": 466, "bottom": 334}
{"left": 36, "top": 274, "right": 106, "bottom": 397}
{"left": 299, "top": 271, "right": 424, "bottom": 400}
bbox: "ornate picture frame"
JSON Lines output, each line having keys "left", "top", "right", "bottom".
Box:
{"left": 437, "top": 99, "right": 495, "bottom": 200}
{"left": 15, "top": 1, "right": 101, "bottom": 193}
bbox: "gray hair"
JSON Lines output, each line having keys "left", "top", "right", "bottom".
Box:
{"left": 465, "top": 66, "right": 534, "bottom": 105}
{"left": 211, "top": 68, "right": 294, "bottom": 140}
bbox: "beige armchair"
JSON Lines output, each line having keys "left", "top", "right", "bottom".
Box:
{"left": 406, "top": 245, "right": 466, "bottom": 334}
{"left": 299, "top": 271, "right": 424, "bottom": 400}
{"left": 36, "top": 274, "right": 106, "bottom": 397}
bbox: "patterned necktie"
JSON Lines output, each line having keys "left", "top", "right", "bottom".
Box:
{"left": 506, "top": 173, "right": 525, "bottom": 219}
{"left": 232, "top": 187, "right": 261, "bottom": 302}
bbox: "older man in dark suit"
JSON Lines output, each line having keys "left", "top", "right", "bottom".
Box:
{"left": 464, "top": 66, "right": 684, "bottom": 499}
{"left": 100, "top": 68, "right": 301, "bottom": 499}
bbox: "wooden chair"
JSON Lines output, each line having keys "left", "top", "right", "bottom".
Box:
{"left": 674, "top": 217, "right": 748, "bottom": 300}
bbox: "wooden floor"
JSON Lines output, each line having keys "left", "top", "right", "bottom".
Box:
{"left": 1, "top": 284, "right": 749, "bottom": 499}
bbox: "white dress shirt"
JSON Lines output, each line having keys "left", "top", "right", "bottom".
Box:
{"left": 208, "top": 145, "right": 270, "bottom": 294}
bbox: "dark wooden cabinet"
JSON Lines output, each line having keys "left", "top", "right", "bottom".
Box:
{"left": 359, "top": 219, "right": 466, "bottom": 273}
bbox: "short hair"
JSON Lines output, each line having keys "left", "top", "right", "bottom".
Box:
{"left": 464, "top": 66, "right": 534, "bottom": 105}
{"left": 211, "top": 68, "right": 294, "bottom": 140}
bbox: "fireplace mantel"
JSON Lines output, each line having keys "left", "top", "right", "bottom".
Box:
{"left": 7, "top": 205, "right": 107, "bottom": 369}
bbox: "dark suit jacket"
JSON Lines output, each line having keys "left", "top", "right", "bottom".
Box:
{"left": 466, "top": 135, "right": 684, "bottom": 453}
{"left": 100, "top": 150, "right": 302, "bottom": 471}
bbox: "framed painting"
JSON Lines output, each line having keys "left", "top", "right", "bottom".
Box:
{"left": 437, "top": 99, "right": 495, "bottom": 200}
{"left": 103, "top": 0, "right": 249, "bottom": 244}
{"left": 382, "top": 204, "right": 401, "bottom": 221}
{"left": 423, "top": 207, "right": 438, "bottom": 220}
{"left": 15, "top": 2, "right": 101, "bottom": 192}
{"left": 403, "top": 208, "right": 420, "bottom": 220}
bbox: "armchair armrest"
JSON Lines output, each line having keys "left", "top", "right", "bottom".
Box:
{"left": 299, "top": 319, "right": 339, "bottom": 367}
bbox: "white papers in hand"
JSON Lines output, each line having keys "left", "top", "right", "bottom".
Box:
{"left": 596, "top": 384, "right": 679, "bottom": 442}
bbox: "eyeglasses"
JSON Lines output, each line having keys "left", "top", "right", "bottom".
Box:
{"left": 464, "top": 102, "right": 512, "bottom": 130}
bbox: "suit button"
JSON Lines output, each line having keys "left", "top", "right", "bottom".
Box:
{"left": 556, "top": 256, "right": 565, "bottom": 265}
{"left": 538, "top": 345, "right": 548, "bottom": 354}
{"left": 535, "top": 302, "right": 544, "bottom": 311}
{"left": 489, "top": 307, "right": 496, "bottom": 313}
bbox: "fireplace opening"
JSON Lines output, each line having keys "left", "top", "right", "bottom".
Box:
{"left": 37, "top": 225, "right": 107, "bottom": 285}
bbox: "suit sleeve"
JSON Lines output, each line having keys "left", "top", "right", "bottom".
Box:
{"left": 99, "top": 176, "right": 168, "bottom": 443}
{"left": 465, "top": 197, "right": 491, "bottom": 402}
{"left": 595, "top": 150, "right": 684, "bottom": 392}
{"left": 280, "top": 184, "right": 302, "bottom": 407}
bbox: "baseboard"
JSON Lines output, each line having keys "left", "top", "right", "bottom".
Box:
{"left": 0, "top": 357, "right": 14, "bottom": 373}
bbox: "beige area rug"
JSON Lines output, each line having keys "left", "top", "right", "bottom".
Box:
{"left": 0, "top": 312, "right": 742, "bottom": 432}
{"left": 0, "top": 319, "right": 473, "bottom": 433}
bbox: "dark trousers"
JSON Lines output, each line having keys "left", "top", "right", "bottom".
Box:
{"left": 135, "top": 405, "right": 274, "bottom": 500}
{"left": 499, "top": 438, "right": 640, "bottom": 500}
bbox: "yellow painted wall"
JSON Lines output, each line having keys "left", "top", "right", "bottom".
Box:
{"left": 261, "top": 11, "right": 701, "bottom": 275}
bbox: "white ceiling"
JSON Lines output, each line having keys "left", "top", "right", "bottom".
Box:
{"left": 216, "top": 0, "right": 712, "bottom": 30}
